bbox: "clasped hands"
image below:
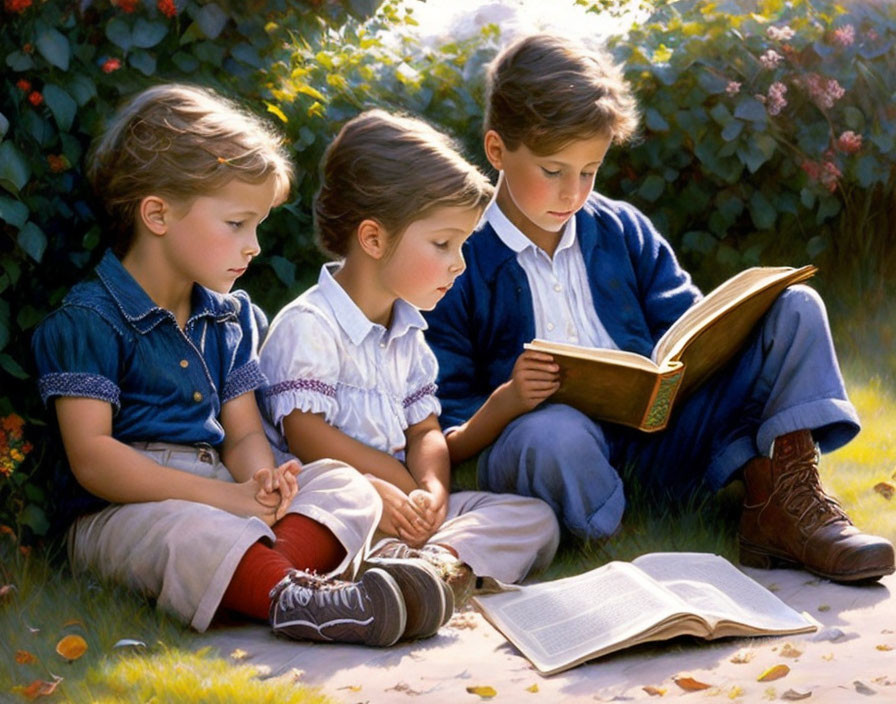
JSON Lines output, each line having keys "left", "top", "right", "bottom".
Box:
{"left": 368, "top": 476, "right": 447, "bottom": 548}
{"left": 251, "top": 459, "right": 301, "bottom": 525}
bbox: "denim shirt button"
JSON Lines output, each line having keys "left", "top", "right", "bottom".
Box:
{"left": 180, "top": 359, "right": 189, "bottom": 368}
{"left": 192, "top": 391, "right": 203, "bottom": 403}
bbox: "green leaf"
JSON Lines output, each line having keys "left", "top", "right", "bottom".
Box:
{"left": 19, "top": 504, "right": 50, "bottom": 536}
{"left": 816, "top": 195, "right": 841, "bottom": 223}
{"left": 129, "top": 50, "right": 157, "bottom": 76}
{"left": 733, "top": 97, "right": 766, "bottom": 124}
{"left": 0, "top": 142, "right": 31, "bottom": 194}
{"left": 17, "top": 221, "right": 47, "bottom": 262}
{"left": 172, "top": 51, "right": 200, "bottom": 72}
{"left": 0, "top": 299, "right": 9, "bottom": 351}
{"left": 195, "top": 3, "right": 228, "bottom": 39}
{"left": 721, "top": 120, "right": 743, "bottom": 141}
{"left": 638, "top": 173, "right": 666, "bottom": 202}
{"left": 133, "top": 18, "right": 168, "bottom": 48}
{"left": 66, "top": 73, "right": 97, "bottom": 106}
{"left": 854, "top": 154, "right": 878, "bottom": 188}
{"left": 6, "top": 51, "right": 35, "bottom": 72}
{"left": 806, "top": 234, "right": 829, "bottom": 259}
{"left": 842, "top": 106, "right": 865, "bottom": 131}
{"left": 645, "top": 108, "right": 670, "bottom": 132}
{"left": 0, "top": 353, "right": 29, "bottom": 380}
{"left": 681, "top": 230, "right": 717, "bottom": 254}
{"left": 697, "top": 70, "right": 728, "bottom": 94}
{"left": 748, "top": 190, "right": 776, "bottom": 230}
{"left": 36, "top": 27, "right": 71, "bottom": 71}
{"left": 269, "top": 256, "right": 296, "bottom": 286}
{"left": 106, "top": 17, "right": 133, "bottom": 51}
{"left": 0, "top": 112, "right": 8, "bottom": 139}
{"left": 709, "top": 103, "right": 732, "bottom": 126}
{"left": 16, "top": 305, "right": 43, "bottom": 331}
{"left": 0, "top": 196, "right": 29, "bottom": 227}
{"left": 43, "top": 84, "right": 77, "bottom": 132}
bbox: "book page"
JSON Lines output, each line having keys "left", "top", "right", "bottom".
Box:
{"left": 632, "top": 552, "right": 814, "bottom": 633}
{"left": 473, "top": 562, "right": 701, "bottom": 674}
{"left": 525, "top": 340, "right": 661, "bottom": 372}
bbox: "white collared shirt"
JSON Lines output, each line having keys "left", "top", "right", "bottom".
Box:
{"left": 259, "top": 262, "right": 440, "bottom": 459}
{"left": 485, "top": 201, "right": 617, "bottom": 349}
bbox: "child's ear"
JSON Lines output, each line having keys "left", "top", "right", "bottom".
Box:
{"left": 356, "top": 218, "right": 388, "bottom": 259}
{"left": 484, "top": 130, "right": 507, "bottom": 171}
{"left": 138, "top": 195, "right": 170, "bottom": 236}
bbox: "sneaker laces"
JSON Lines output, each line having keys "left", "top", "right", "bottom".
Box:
{"left": 774, "top": 445, "right": 850, "bottom": 534}
{"left": 277, "top": 573, "right": 365, "bottom": 613}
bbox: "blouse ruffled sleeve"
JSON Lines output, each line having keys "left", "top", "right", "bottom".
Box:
{"left": 403, "top": 331, "right": 442, "bottom": 426}
{"left": 259, "top": 306, "right": 341, "bottom": 430}
{"left": 31, "top": 306, "right": 123, "bottom": 411}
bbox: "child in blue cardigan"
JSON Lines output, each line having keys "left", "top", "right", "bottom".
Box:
{"left": 423, "top": 34, "right": 894, "bottom": 583}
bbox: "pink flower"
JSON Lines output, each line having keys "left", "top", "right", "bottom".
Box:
{"left": 801, "top": 159, "right": 840, "bottom": 192}
{"left": 832, "top": 24, "right": 855, "bottom": 47}
{"left": 766, "top": 82, "right": 787, "bottom": 116}
{"left": 766, "top": 25, "right": 795, "bottom": 41}
{"left": 804, "top": 74, "right": 845, "bottom": 109}
{"left": 836, "top": 130, "right": 862, "bottom": 154}
{"left": 759, "top": 49, "right": 784, "bottom": 70}
{"left": 726, "top": 80, "right": 741, "bottom": 96}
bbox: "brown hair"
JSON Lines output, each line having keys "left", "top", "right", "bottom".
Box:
{"left": 314, "top": 109, "right": 493, "bottom": 258}
{"left": 86, "top": 83, "right": 293, "bottom": 256}
{"left": 485, "top": 34, "right": 639, "bottom": 154}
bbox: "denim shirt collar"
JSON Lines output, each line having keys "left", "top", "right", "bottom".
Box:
{"left": 95, "top": 249, "right": 239, "bottom": 335}
{"left": 317, "top": 262, "right": 427, "bottom": 347}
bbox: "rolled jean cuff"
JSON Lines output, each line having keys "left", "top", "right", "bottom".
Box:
{"left": 756, "top": 398, "right": 860, "bottom": 456}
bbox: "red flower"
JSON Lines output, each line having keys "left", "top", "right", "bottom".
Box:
{"left": 47, "top": 154, "right": 68, "bottom": 173}
{"left": 3, "top": 0, "right": 32, "bottom": 14}
{"left": 835, "top": 130, "right": 862, "bottom": 155}
{"left": 111, "top": 0, "right": 139, "bottom": 12}
{"left": 157, "top": 0, "right": 177, "bottom": 17}
{"left": 16, "top": 78, "right": 31, "bottom": 92}
{"left": 23, "top": 43, "right": 33, "bottom": 53}
{"left": 101, "top": 57, "right": 122, "bottom": 73}
{"left": 27, "top": 90, "right": 43, "bottom": 106}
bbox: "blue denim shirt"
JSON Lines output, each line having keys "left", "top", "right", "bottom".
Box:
{"left": 32, "top": 249, "right": 267, "bottom": 447}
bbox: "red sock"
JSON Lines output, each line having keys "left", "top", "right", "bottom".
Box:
{"left": 219, "top": 541, "right": 292, "bottom": 621}
{"left": 272, "top": 514, "right": 346, "bottom": 573}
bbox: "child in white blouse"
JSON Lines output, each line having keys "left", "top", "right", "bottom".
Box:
{"left": 259, "top": 110, "right": 560, "bottom": 609}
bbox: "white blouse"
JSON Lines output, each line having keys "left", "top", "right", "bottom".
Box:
{"left": 259, "top": 262, "right": 441, "bottom": 459}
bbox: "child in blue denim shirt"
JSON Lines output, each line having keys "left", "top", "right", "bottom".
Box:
{"left": 424, "top": 34, "right": 894, "bottom": 584}
{"left": 31, "top": 84, "right": 418, "bottom": 647}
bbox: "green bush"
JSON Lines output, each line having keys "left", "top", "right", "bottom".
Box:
{"left": 0, "top": 0, "right": 381, "bottom": 541}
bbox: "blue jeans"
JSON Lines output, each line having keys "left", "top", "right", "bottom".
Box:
{"left": 478, "top": 285, "right": 860, "bottom": 540}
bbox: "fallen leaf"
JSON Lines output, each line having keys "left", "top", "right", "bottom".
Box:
{"left": 872, "top": 676, "right": 895, "bottom": 686}
{"left": 265, "top": 668, "right": 304, "bottom": 686}
{"left": 873, "top": 481, "right": 895, "bottom": 500}
{"left": 821, "top": 653, "right": 834, "bottom": 661}
{"left": 386, "top": 682, "right": 424, "bottom": 695}
{"left": 526, "top": 683, "right": 539, "bottom": 693}
{"left": 817, "top": 604, "right": 830, "bottom": 612}
{"left": 674, "top": 676, "right": 712, "bottom": 691}
{"left": 875, "top": 644, "right": 893, "bottom": 651}
{"left": 16, "top": 676, "right": 62, "bottom": 700}
{"left": 230, "top": 648, "right": 248, "bottom": 660}
{"left": 56, "top": 634, "right": 88, "bottom": 661}
{"left": 758, "top": 664, "right": 790, "bottom": 682}
{"left": 780, "top": 642, "right": 803, "bottom": 658}
{"left": 466, "top": 685, "right": 497, "bottom": 698}
{"left": 781, "top": 689, "right": 812, "bottom": 700}
{"left": 763, "top": 687, "right": 778, "bottom": 700}
{"left": 854, "top": 680, "right": 876, "bottom": 695}
{"left": 728, "top": 685, "right": 744, "bottom": 698}
{"left": 337, "top": 685, "right": 361, "bottom": 692}
{"left": 15, "top": 650, "right": 37, "bottom": 664}
{"left": 642, "top": 685, "right": 665, "bottom": 696}
{"left": 111, "top": 638, "right": 146, "bottom": 649}
{"left": 766, "top": 582, "right": 781, "bottom": 592}
{"left": 730, "top": 648, "right": 755, "bottom": 664}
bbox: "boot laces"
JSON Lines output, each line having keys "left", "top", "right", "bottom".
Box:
{"left": 776, "top": 445, "right": 850, "bottom": 534}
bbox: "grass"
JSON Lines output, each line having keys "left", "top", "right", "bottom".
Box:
{"left": 2, "top": 281, "right": 894, "bottom": 703}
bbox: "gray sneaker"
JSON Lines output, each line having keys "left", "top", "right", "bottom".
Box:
{"left": 269, "top": 568, "right": 406, "bottom": 647}
{"left": 362, "top": 556, "right": 451, "bottom": 639}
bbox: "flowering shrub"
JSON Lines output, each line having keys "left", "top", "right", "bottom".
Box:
{"left": 0, "top": 0, "right": 381, "bottom": 540}
{"left": 602, "top": 0, "right": 896, "bottom": 285}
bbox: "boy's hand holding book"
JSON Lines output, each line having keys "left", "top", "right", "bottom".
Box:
{"left": 500, "top": 349, "right": 560, "bottom": 414}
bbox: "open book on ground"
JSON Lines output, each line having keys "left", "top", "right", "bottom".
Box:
{"left": 525, "top": 265, "right": 817, "bottom": 432}
{"left": 473, "top": 552, "right": 818, "bottom": 676}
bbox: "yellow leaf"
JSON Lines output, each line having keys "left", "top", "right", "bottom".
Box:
{"left": 15, "top": 650, "right": 37, "bottom": 664}
{"left": 230, "top": 648, "right": 248, "bottom": 660}
{"left": 821, "top": 652, "right": 834, "bottom": 661}
{"left": 296, "top": 84, "right": 325, "bottom": 101}
{"left": 466, "top": 685, "right": 498, "bottom": 698}
{"left": 758, "top": 664, "right": 790, "bottom": 682}
{"left": 643, "top": 685, "right": 666, "bottom": 696}
{"left": 873, "top": 481, "right": 895, "bottom": 500}
{"left": 338, "top": 685, "right": 361, "bottom": 692}
{"left": 55, "top": 634, "right": 88, "bottom": 661}
{"left": 266, "top": 103, "right": 288, "bottom": 124}
{"left": 817, "top": 604, "right": 830, "bottom": 612}
{"left": 728, "top": 685, "right": 744, "bottom": 698}
{"left": 525, "top": 683, "right": 539, "bottom": 693}
{"left": 674, "top": 675, "right": 712, "bottom": 691}
{"left": 875, "top": 644, "right": 893, "bottom": 651}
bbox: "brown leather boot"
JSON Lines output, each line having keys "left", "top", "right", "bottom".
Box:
{"left": 739, "top": 429, "right": 895, "bottom": 582}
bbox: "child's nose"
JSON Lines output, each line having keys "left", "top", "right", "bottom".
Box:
{"left": 243, "top": 230, "right": 261, "bottom": 257}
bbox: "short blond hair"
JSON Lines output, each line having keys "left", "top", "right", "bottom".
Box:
{"left": 485, "top": 34, "right": 639, "bottom": 154}
{"left": 315, "top": 109, "right": 493, "bottom": 258}
{"left": 87, "top": 83, "right": 293, "bottom": 255}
